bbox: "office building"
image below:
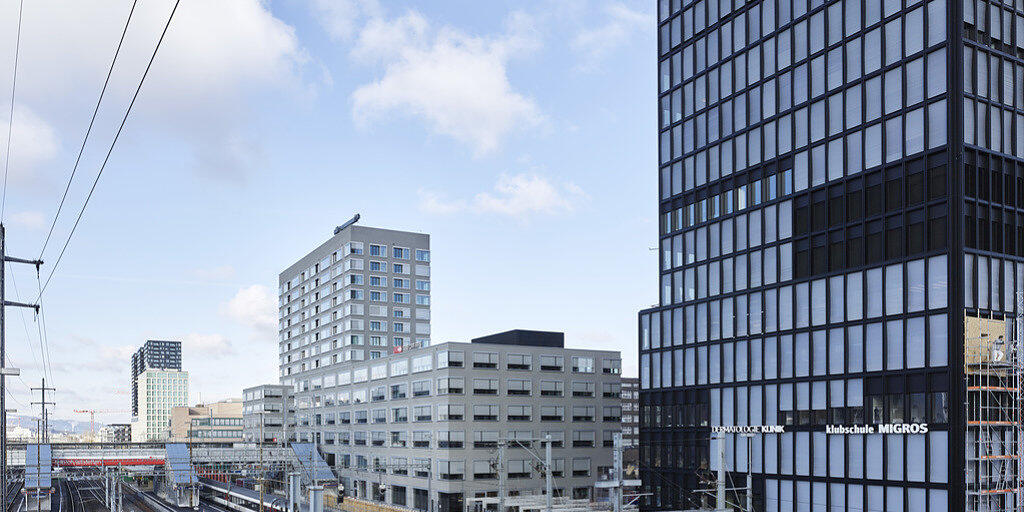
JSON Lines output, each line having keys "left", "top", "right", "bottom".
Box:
{"left": 131, "top": 340, "right": 182, "bottom": 417}
{"left": 290, "top": 329, "right": 622, "bottom": 512}
{"left": 243, "top": 384, "right": 292, "bottom": 443}
{"left": 131, "top": 368, "right": 188, "bottom": 442}
{"left": 168, "top": 398, "right": 244, "bottom": 442}
{"left": 634, "top": 0, "right": 1022, "bottom": 509}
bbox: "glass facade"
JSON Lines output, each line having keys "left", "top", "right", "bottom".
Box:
{"left": 632, "top": 0, "right": 1018, "bottom": 508}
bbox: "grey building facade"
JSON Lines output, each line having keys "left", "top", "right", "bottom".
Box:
{"left": 286, "top": 330, "right": 623, "bottom": 512}
{"left": 620, "top": 377, "right": 640, "bottom": 476}
{"left": 243, "top": 384, "right": 292, "bottom": 443}
{"left": 278, "top": 220, "right": 431, "bottom": 445}
{"left": 131, "top": 340, "right": 182, "bottom": 417}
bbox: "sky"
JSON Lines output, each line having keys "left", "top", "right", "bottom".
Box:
{"left": 0, "top": 0, "right": 657, "bottom": 424}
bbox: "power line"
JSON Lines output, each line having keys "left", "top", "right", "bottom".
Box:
{"left": 37, "top": 0, "right": 182, "bottom": 301}
{"left": 37, "top": 0, "right": 141, "bottom": 261}
{"left": 1, "top": 0, "right": 25, "bottom": 222}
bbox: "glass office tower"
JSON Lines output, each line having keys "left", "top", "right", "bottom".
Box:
{"left": 639, "top": 0, "right": 1024, "bottom": 509}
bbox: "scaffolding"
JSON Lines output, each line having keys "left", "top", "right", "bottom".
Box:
{"left": 965, "top": 315, "right": 1023, "bottom": 512}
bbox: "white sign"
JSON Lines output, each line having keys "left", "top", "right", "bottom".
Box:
{"left": 826, "top": 423, "right": 929, "bottom": 434}
{"left": 711, "top": 425, "right": 786, "bottom": 434}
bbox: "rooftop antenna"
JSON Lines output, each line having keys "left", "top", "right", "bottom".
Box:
{"left": 334, "top": 214, "right": 360, "bottom": 235}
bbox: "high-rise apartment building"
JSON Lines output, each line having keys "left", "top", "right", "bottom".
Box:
{"left": 131, "top": 340, "right": 182, "bottom": 416}
{"left": 131, "top": 368, "right": 188, "bottom": 441}
{"left": 635, "top": 0, "right": 1017, "bottom": 509}
{"left": 278, "top": 218, "right": 430, "bottom": 436}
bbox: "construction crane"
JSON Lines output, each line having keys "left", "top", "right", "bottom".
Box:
{"left": 73, "top": 409, "right": 129, "bottom": 439}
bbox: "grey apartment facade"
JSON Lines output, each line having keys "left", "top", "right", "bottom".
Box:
{"left": 243, "top": 384, "right": 292, "bottom": 443}
{"left": 278, "top": 219, "right": 431, "bottom": 388}
{"left": 285, "top": 330, "right": 623, "bottom": 512}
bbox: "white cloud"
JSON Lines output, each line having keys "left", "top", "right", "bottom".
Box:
{"left": 8, "top": 211, "right": 46, "bottom": 230}
{"left": 350, "top": 11, "right": 544, "bottom": 155}
{"left": 0, "top": 0, "right": 314, "bottom": 179}
{"left": 183, "top": 333, "right": 234, "bottom": 356}
{"left": 571, "top": 3, "right": 649, "bottom": 69}
{"left": 0, "top": 105, "right": 60, "bottom": 184}
{"left": 222, "top": 285, "right": 277, "bottom": 334}
{"left": 420, "top": 173, "right": 586, "bottom": 217}
{"left": 309, "top": 0, "right": 381, "bottom": 41}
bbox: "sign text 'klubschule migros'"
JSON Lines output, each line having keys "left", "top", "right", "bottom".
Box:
{"left": 710, "top": 423, "right": 929, "bottom": 434}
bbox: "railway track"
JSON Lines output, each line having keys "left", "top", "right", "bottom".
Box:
{"left": 3, "top": 479, "right": 21, "bottom": 512}
{"left": 4, "top": 482, "right": 23, "bottom": 512}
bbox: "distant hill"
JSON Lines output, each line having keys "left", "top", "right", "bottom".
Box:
{"left": 8, "top": 414, "right": 89, "bottom": 434}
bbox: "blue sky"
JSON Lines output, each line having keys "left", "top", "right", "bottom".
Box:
{"left": 0, "top": 0, "right": 656, "bottom": 423}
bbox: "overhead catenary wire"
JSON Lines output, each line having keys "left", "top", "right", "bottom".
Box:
{"left": 37, "top": 0, "right": 141, "bottom": 261}
{"left": 37, "top": 0, "right": 182, "bottom": 301}
{"left": 1, "top": 0, "right": 25, "bottom": 222}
